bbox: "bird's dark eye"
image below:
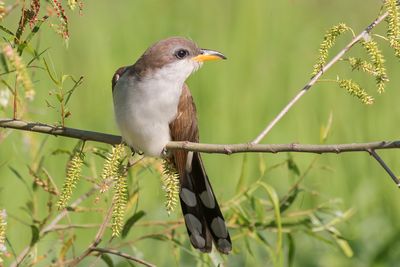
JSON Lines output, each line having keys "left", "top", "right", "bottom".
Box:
{"left": 175, "top": 49, "right": 189, "bottom": 59}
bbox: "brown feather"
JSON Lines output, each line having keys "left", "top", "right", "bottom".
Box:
{"left": 169, "top": 84, "right": 232, "bottom": 254}
{"left": 169, "top": 83, "right": 199, "bottom": 177}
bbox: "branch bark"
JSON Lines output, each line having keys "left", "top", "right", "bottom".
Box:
{"left": 0, "top": 118, "right": 122, "bottom": 145}
{"left": 2, "top": 118, "right": 400, "bottom": 155}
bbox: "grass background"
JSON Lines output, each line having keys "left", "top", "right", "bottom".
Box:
{"left": 1, "top": 0, "right": 400, "bottom": 266}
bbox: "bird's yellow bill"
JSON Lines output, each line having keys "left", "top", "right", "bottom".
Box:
{"left": 193, "top": 49, "right": 227, "bottom": 62}
{"left": 193, "top": 54, "right": 223, "bottom": 62}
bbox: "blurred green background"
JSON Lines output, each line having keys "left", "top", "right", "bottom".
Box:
{"left": 2, "top": 0, "right": 400, "bottom": 266}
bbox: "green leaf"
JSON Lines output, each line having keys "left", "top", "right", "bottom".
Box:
{"left": 45, "top": 99, "right": 55, "bottom": 109}
{"left": 287, "top": 234, "right": 295, "bottom": 267}
{"left": 255, "top": 232, "right": 271, "bottom": 247}
{"left": 26, "top": 200, "right": 34, "bottom": 213}
{"left": 304, "top": 229, "right": 338, "bottom": 248}
{"left": 121, "top": 210, "right": 146, "bottom": 238}
{"left": 43, "top": 58, "right": 60, "bottom": 85}
{"left": 232, "top": 204, "right": 252, "bottom": 226}
{"left": 244, "top": 236, "right": 254, "bottom": 257}
{"left": 257, "top": 182, "right": 283, "bottom": 265}
{"left": 51, "top": 148, "right": 72, "bottom": 156}
{"left": 279, "top": 187, "right": 301, "bottom": 213}
{"left": 371, "top": 230, "right": 400, "bottom": 263}
{"left": 0, "top": 52, "right": 9, "bottom": 72}
{"left": 146, "top": 234, "right": 169, "bottom": 241}
{"left": 9, "top": 166, "right": 33, "bottom": 197}
{"left": 56, "top": 92, "right": 63, "bottom": 102}
{"left": 30, "top": 225, "right": 40, "bottom": 246}
{"left": 59, "top": 235, "right": 75, "bottom": 260}
{"left": 92, "top": 150, "right": 109, "bottom": 160}
{"left": 235, "top": 154, "right": 249, "bottom": 194}
{"left": 0, "top": 25, "right": 15, "bottom": 36}
{"left": 61, "top": 74, "right": 72, "bottom": 85}
{"left": 334, "top": 235, "right": 353, "bottom": 258}
{"left": 17, "top": 16, "right": 49, "bottom": 55}
{"left": 100, "top": 254, "right": 114, "bottom": 267}
{"left": 320, "top": 112, "right": 333, "bottom": 143}
{"left": 27, "top": 48, "right": 50, "bottom": 67}
{"left": 258, "top": 153, "right": 267, "bottom": 177}
{"left": 65, "top": 76, "right": 84, "bottom": 105}
{"left": 170, "top": 237, "right": 184, "bottom": 247}
{"left": 254, "top": 232, "right": 276, "bottom": 265}
{"left": 249, "top": 195, "right": 266, "bottom": 221}
{"left": 287, "top": 154, "right": 300, "bottom": 176}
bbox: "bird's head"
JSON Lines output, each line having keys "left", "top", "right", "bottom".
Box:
{"left": 133, "top": 37, "right": 226, "bottom": 82}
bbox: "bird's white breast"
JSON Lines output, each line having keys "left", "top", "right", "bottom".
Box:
{"left": 113, "top": 61, "right": 196, "bottom": 156}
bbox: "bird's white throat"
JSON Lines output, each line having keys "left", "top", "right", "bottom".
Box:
{"left": 113, "top": 59, "right": 202, "bottom": 156}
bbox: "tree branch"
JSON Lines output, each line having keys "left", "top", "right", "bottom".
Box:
{"left": 167, "top": 140, "right": 400, "bottom": 154}
{"left": 2, "top": 118, "right": 400, "bottom": 155}
{"left": 0, "top": 118, "right": 122, "bottom": 145}
{"left": 368, "top": 149, "right": 400, "bottom": 186}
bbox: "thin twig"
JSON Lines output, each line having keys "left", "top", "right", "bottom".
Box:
{"left": 11, "top": 187, "right": 98, "bottom": 267}
{"left": 13, "top": 78, "right": 18, "bottom": 119}
{"left": 250, "top": 11, "right": 389, "bottom": 144}
{"left": 367, "top": 149, "right": 400, "bottom": 187}
{"left": 42, "top": 223, "right": 102, "bottom": 232}
{"left": 91, "top": 247, "right": 156, "bottom": 267}
{"left": 66, "top": 204, "right": 114, "bottom": 266}
{"left": 42, "top": 187, "right": 98, "bottom": 234}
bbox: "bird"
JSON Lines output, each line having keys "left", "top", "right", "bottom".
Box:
{"left": 111, "top": 37, "right": 232, "bottom": 254}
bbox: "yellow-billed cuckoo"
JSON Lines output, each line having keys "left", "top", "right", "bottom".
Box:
{"left": 111, "top": 37, "right": 231, "bottom": 254}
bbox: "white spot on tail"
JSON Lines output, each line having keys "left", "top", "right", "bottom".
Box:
{"left": 211, "top": 217, "right": 228, "bottom": 238}
{"left": 184, "top": 214, "right": 203, "bottom": 235}
{"left": 180, "top": 188, "right": 197, "bottom": 207}
{"left": 199, "top": 180, "right": 215, "bottom": 209}
{"left": 190, "top": 234, "right": 206, "bottom": 248}
{"left": 217, "top": 238, "right": 232, "bottom": 253}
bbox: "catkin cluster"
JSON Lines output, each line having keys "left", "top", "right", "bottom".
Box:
{"left": 0, "top": 209, "right": 7, "bottom": 264}
{"left": 100, "top": 144, "right": 128, "bottom": 237}
{"left": 385, "top": 0, "right": 400, "bottom": 58}
{"left": 312, "top": 23, "right": 350, "bottom": 76}
{"left": 57, "top": 153, "right": 84, "bottom": 209}
{"left": 162, "top": 160, "right": 180, "bottom": 215}
{"left": 2, "top": 44, "right": 35, "bottom": 100}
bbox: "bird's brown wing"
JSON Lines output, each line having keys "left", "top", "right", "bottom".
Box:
{"left": 169, "top": 84, "right": 199, "bottom": 176}
{"left": 169, "top": 84, "right": 232, "bottom": 254}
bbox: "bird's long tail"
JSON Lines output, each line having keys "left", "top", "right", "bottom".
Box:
{"left": 179, "top": 152, "right": 232, "bottom": 254}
